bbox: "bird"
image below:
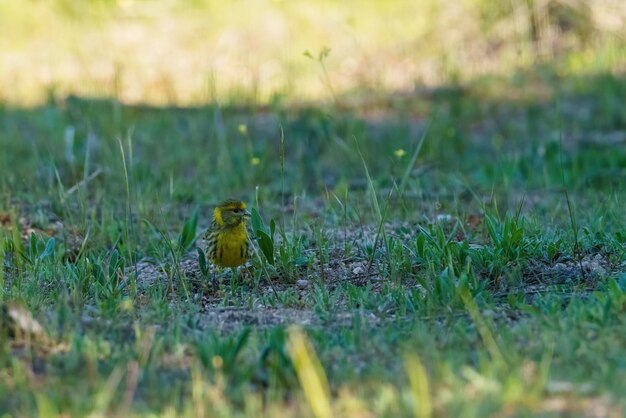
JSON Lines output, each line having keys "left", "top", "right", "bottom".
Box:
{"left": 204, "top": 198, "right": 251, "bottom": 269}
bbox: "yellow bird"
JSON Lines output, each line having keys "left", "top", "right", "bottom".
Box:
{"left": 204, "top": 198, "right": 251, "bottom": 268}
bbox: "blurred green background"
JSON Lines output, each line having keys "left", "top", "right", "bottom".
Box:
{"left": 1, "top": 0, "right": 624, "bottom": 106}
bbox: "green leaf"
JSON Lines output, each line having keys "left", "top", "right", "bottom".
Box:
{"left": 251, "top": 207, "right": 267, "bottom": 236}
{"left": 178, "top": 207, "right": 199, "bottom": 253}
{"left": 109, "top": 249, "right": 119, "bottom": 280}
{"left": 293, "top": 255, "right": 309, "bottom": 267}
{"left": 229, "top": 328, "right": 251, "bottom": 364}
{"left": 618, "top": 273, "right": 626, "bottom": 291}
{"left": 416, "top": 233, "right": 425, "bottom": 258}
{"left": 28, "top": 232, "right": 38, "bottom": 264}
{"left": 256, "top": 230, "right": 275, "bottom": 265}
{"left": 197, "top": 247, "right": 209, "bottom": 276}
{"left": 93, "top": 261, "right": 105, "bottom": 284}
{"left": 608, "top": 278, "right": 621, "bottom": 295}
{"left": 39, "top": 238, "right": 55, "bottom": 261}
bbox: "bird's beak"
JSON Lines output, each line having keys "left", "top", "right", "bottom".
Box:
{"left": 243, "top": 209, "right": 251, "bottom": 218}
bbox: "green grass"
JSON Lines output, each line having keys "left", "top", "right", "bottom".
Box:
{"left": 1, "top": 67, "right": 626, "bottom": 417}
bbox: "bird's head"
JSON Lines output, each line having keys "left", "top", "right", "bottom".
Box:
{"left": 213, "top": 198, "right": 250, "bottom": 227}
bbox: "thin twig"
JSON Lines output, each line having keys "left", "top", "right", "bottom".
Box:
{"left": 65, "top": 168, "right": 102, "bottom": 195}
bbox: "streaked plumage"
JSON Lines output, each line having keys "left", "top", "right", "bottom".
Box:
{"left": 204, "top": 198, "right": 251, "bottom": 268}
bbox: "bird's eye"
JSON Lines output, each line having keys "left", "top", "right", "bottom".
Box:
{"left": 233, "top": 208, "right": 240, "bottom": 213}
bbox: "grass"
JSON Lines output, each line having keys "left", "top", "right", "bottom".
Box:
{"left": 1, "top": 68, "right": 625, "bottom": 417}
{"left": 1, "top": 1, "right": 626, "bottom": 414}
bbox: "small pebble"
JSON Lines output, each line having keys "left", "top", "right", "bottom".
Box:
{"left": 296, "top": 279, "right": 309, "bottom": 289}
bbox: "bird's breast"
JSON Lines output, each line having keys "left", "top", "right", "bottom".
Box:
{"left": 213, "top": 225, "right": 248, "bottom": 268}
